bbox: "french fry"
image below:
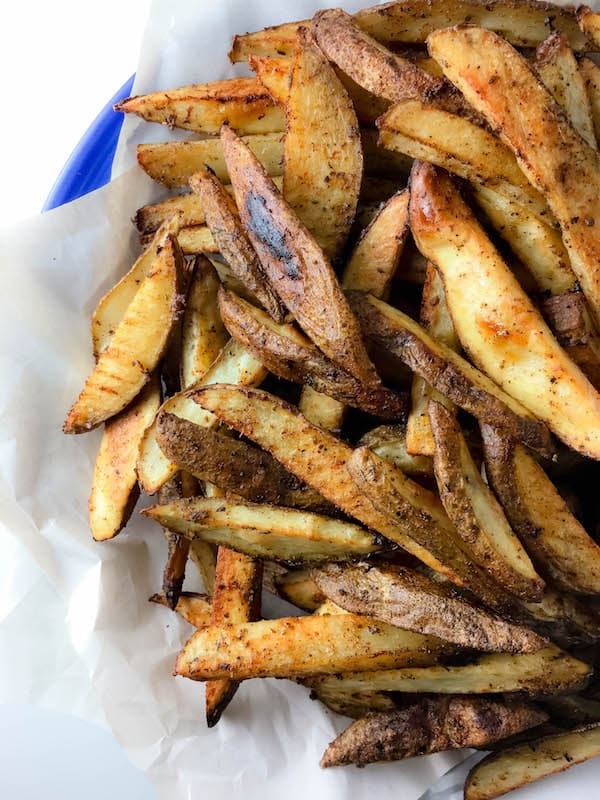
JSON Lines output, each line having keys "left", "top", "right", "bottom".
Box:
{"left": 189, "top": 170, "right": 285, "bottom": 321}
{"left": 144, "top": 497, "right": 383, "bottom": 565}
{"left": 149, "top": 591, "right": 212, "bottom": 628}
{"left": 115, "top": 77, "right": 285, "bottom": 135}
{"left": 482, "top": 424, "right": 600, "bottom": 595}
{"left": 358, "top": 424, "right": 433, "bottom": 479}
{"left": 464, "top": 723, "right": 600, "bottom": 800}
{"left": 89, "top": 375, "right": 161, "bottom": 541}
{"left": 311, "top": 563, "right": 545, "bottom": 653}
{"left": 320, "top": 696, "right": 547, "bottom": 768}
{"left": 428, "top": 25, "right": 600, "bottom": 331}
{"left": 410, "top": 161, "right": 600, "bottom": 460}
{"left": 175, "top": 611, "right": 449, "bottom": 681}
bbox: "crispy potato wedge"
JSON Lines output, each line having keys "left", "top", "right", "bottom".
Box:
{"left": 137, "top": 340, "right": 266, "bottom": 494}
{"left": 135, "top": 192, "right": 208, "bottom": 234}
{"left": 348, "top": 292, "right": 553, "bottom": 456}
{"left": 311, "top": 645, "right": 591, "bottom": 698}
{"left": 221, "top": 126, "right": 381, "bottom": 387}
{"left": 189, "top": 169, "right": 285, "bottom": 321}
{"left": 482, "top": 425, "right": 600, "bottom": 595}
{"left": 358, "top": 424, "right": 433, "bottom": 478}
{"left": 580, "top": 56, "right": 600, "bottom": 145}
{"left": 264, "top": 567, "right": 326, "bottom": 612}
{"left": 149, "top": 591, "right": 212, "bottom": 627}
{"left": 229, "top": 21, "right": 303, "bottom": 62}
{"left": 115, "top": 77, "right": 285, "bottom": 136}
{"left": 156, "top": 412, "right": 331, "bottom": 512}
{"left": 157, "top": 473, "right": 196, "bottom": 609}
{"left": 429, "top": 25, "right": 600, "bottom": 331}
{"left": 312, "top": 685, "right": 399, "bottom": 719}
{"left": 175, "top": 611, "right": 448, "bottom": 681}
{"left": 407, "top": 263, "right": 458, "bottom": 457}
{"left": 89, "top": 376, "right": 160, "bottom": 541}
{"left": 411, "top": 162, "right": 600, "bottom": 459}
{"left": 312, "top": 563, "right": 545, "bottom": 653}
{"left": 542, "top": 695, "right": 600, "bottom": 727}
{"left": 523, "top": 589, "right": 600, "bottom": 647}
{"left": 205, "top": 548, "right": 262, "bottom": 727}
{"left": 320, "top": 696, "right": 547, "bottom": 768}
{"left": 172, "top": 225, "right": 217, "bottom": 255}
{"left": 465, "top": 722, "right": 600, "bottom": 800}
{"left": 189, "top": 539, "right": 217, "bottom": 596}
{"left": 578, "top": 5, "right": 600, "bottom": 47}
{"left": 180, "top": 257, "right": 228, "bottom": 387}
{"left": 535, "top": 31, "right": 596, "bottom": 149}
{"left": 429, "top": 402, "right": 543, "bottom": 601}
{"left": 144, "top": 496, "right": 382, "bottom": 565}
{"left": 137, "top": 133, "right": 285, "bottom": 188}
{"left": 283, "top": 27, "right": 362, "bottom": 261}
{"left": 218, "top": 288, "right": 405, "bottom": 419}
{"left": 64, "top": 235, "right": 182, "bottom": 434}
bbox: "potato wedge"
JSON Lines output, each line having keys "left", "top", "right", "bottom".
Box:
{"left": 578, "top": 5, "right": 600, "bottom": 47}
{"left": 175, "top": 611, "right": 448, "bottom": 681}
{"left": 348, "top": 292, "right": 553, "bottom": 456}
{"left": 320, "top": 696, "right": 547, "bottom": 768}
{"left": 358, "top": 424, "right": 433, "bottom": 478}
{"left": 156, "top": 412, "right": 331, "bottom": 512}
{"left": 149, "top": 591, "right": 212, "bottom": 628}
{"left": 535, "top": 31, "right": 596, "bottom": 149}
{"left": 406, "top": 263, "right": 458, "bottom": 457}
{"left": 144, "top": 497, "right": 382, "bottom": 565}
{"left": 312, "top": 685, "right": 399, "bottom": 719}
{"left": 205, "top": 548, "right": 262, "bottom": 727}
{"left": 89, "top": 376, "right": 160, "bottom": 541}
{"left": 64, "top": 235, "right": 182, "bottom": 434}
{"left": 137, "top": 133, "right": 285, "bottom": 188}
{"left": 580, "top": 56, "right": 600, "bottom": 145}
{"left": 429, "top": 401, "right": 543, "bottom": 601}
{"left": 428, "top": 25, "right": 600, "bottom": 332}
{"left": 137, "top": 340, "right": 266, "bottom": 494}
{"left": 542, "top": 695, "right": 600, "bottom": 727}
{"left": 221, "top": 126, "right": 381, "bottom": 387}
{"left": 482, "top": 424, "right": 600, "bottom": 595}
{"left": 172, "top": 225, "right": 217, "bottom": 255}
{"left": 218, "top": 288, "right": 405, "bottom": 419}
{"left": 156, "top": 473, "right": 197, "bottom": 609}
{"left": 464, "top": 723, "right": 600, "bottom": 800}
{"left": 189, "top": 539, "right": 217, "bottom": 596}
{"left": 311, "top": 645, "right": 591, "bottom": 698}
{"left": 264, "top": 567, "right": 326, "bottom": 612}
{"left": 135, "top": 193, "right": 208, "bottom": 234}
{"left": 180, "top": 257, "right": 228, "bottom": 387}
{"left": 523, "top": 589, "right": 600, "bottom": 647}
{"left": 283, "top": 27, "right": 362, "bottom": 261}
{"left": 411, "top": 162, "right": 600, "bottom": 460}
{"left": 115, "top": 77, "right": 285, "bottom": 135}
{"left": 312, "top": 563, "right": 545, "bottom": 653}
{"left": 189, "top": 169, "right": 285, "bottom": 321}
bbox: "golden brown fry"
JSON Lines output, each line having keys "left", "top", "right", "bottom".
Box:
{"left": 205, "top": 548, "right": 262, "bottom": 727}
{"left": 482, "top": 424, "right": 600, "bottom": 595}
{"left": 348, "top": 292, "right": 553, "bottom": 456}
{"left": 410, "top": 162, "right": 600, "bottom": 460}
{"left": 580, "top": 56, "right": 600, "bottom": 145}
{"left": 312, "top": 563, "right": 545, "bottom": 653}
{"left": 221, "top": 125, "right": 381, "bottom": 386}
{"left": 358, "top": 425, "right": 433, "bottom": 478}
{"left": 464, "top": 723, "right": 600, "bottom": 800}
{"left": 149, "top": 591, "right": 212, "bottom": 628}
{"left": 218, "top": 289, "right": 406, "bottom": 419}
{"left": 320, "top": 696, "right": 547, "bottom": 768}
{"left": 189, "top": 539, "right": 217, "bottom": 595}
{"left": 264, "top": 567, "right": 326, "bottom": 612}
{"left": 578, "top": 5, "right": 600, "bottom": 48}
{"left": 175, "top": 611, "right": 449, "bottom": 681}
{"left": 89, "top": 376, "right": 160, "bottom": 541}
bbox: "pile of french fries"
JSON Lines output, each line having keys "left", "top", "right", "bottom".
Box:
{"left": 64, "top": 0, "right": 600, "bottom": 795}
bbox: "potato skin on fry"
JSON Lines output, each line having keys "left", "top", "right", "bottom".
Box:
{"left": 320, "top": 696, "right": 548, "bottom": 768}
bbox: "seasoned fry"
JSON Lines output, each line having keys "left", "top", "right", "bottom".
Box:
{"left": 522, "top": 589, "right": 600, "bottom": 647}
{"left": 137, "top": 340, "right": 266, "bottom": 495}
{"left": 115, "top": 77, "right": 285, "bottom": 135}
{"left": 144, "top": 496, "right": 382, "bottom": 565}
{"left": 464, "top": 723, "right": 600, "bottom": 800}
{"left": 348, "top": 292, "right": 553, "bottom": 456}
{"left": 189, "top": 539, "right": 217, "bottom": 596}
{"left": 429, "top": 401, "right": 543, "bottom": 601}
{"left": 312, "top": 685, "right": 399, "bottom": 719}
{"left": 156, "top": 412, "right": 331, "bottom": 511}
{"left": 320, "top": 696, "right": 547, "bottom": 768}
{"left": 580, "top": 56, "right": 600, "bottom": 144}
{"left": 541, "top": 695, "right": 600, "bottom": 727}
{"left": 411, "top": 162, "right": 600, "bottom": 460}
{"left": 283, "top": 27, "right": 362, "bottom": 261}
{"left": 135, "top": 192, "right": 207, "bottom": 234}
{"left": 189, "top": 169, "right": 285, "bottom": 321}
{"left": 482, "top": 424, "right": 600, "bottom": 595}
{"left": 175, "top": 611, "right": 449, "bottom": 681}
{"left": 265, "top": 567, "right": 326, "bottom": 612}
{"left": 578, "top": 5, "right": 600, "bottom": 48}
{"left": 218, "top": 289, "right": 406, "bottom": 419}
{"left": 311, "top": 563, "right": 545, "bottom": 653}
{"left": 311, "top": 645, "right": 591, "bottom": 698}
{"left": 205, "top": 548, "right": 262, "bottom": 727}
{"left": 89, "top": 376, "right": 160, "bottom": 541}
{"left": 428, "top": 25, "right": 600, "bottom": 331}
{"left": 149, "top": 591, "right": 212, "bottom": 628}
{"left": 358, "top": 424, "right": 433, "bottom": 478}
{"left": 157, "top": 473, "right": 196, "bottom": 609}
{"left": 221, "top": 126, "right": 381, "bottom": 386}
{"left": 64, "top": 235, "right": 182, "bottom": 434}
{"left": 173, "top": 225, "right": 217, "bottom": 255}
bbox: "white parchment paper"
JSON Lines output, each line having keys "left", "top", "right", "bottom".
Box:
{"left": 2, "top": 0, "right": 597, "bottom": 798}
